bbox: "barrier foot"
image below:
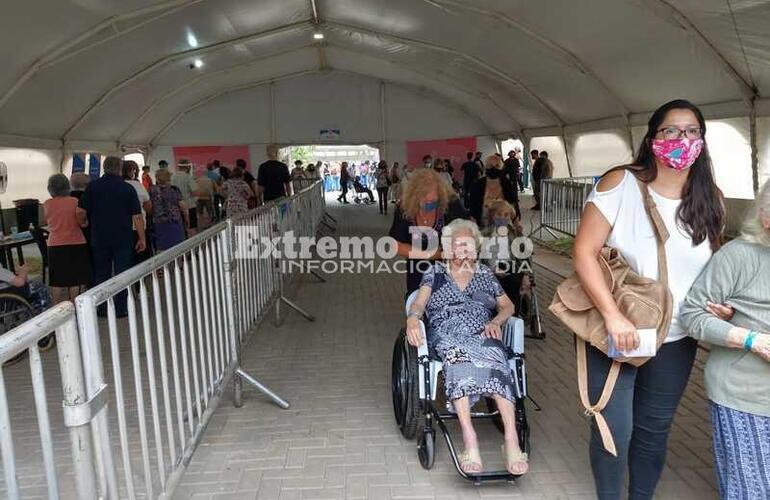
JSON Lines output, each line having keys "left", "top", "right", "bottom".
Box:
{"left": 275, "top": 295, "right": 316, "bottom": 326}
{"left": 281, "top": 295, "right": 315, "bottom": 322}
{"left": 236, "top": 368, "right": 290, "bottom": 409}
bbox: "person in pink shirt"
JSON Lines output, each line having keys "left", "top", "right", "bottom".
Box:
{"left": 43, "top": 174, "right": 91, "bottom": 304}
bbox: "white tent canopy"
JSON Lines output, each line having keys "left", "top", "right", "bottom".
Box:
{"left": 1, "top": 0, "right": 769, "bottom": 201}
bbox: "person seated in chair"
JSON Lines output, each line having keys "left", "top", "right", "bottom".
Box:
{"left": 352, "top": 176, "right": 375, "bottom": 203}
{"left": 481, "top": 200, "right": 531, "bottom": 314}
{"left": 405, "top": 218, "right": 529, "bottom": 476}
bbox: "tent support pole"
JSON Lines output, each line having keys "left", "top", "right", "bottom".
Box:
{"left": 750, "top": 100, "right": 759, "bottom": 193}
{"left": 561, "top": 128, "right": 573, "bottom": 178}
{"left": 269, "top": 81, "right": 277, "bottom": 144}
{"left": 380, "top": 81, "right": 387, "bottom": 158}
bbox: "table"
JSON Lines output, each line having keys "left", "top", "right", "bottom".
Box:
{"left": 0, "top": 234, "right": 36, "bottom": 273}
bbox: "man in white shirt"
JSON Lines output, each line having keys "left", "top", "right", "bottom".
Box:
{"left": 171, "top": 160, "right": 202, "bottom": 237}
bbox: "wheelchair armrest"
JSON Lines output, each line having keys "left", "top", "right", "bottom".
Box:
{"left": 502, "top": 316, "right": 525, "bottom": 354}
{"left": 416, "top": 320, "right": 429, "bottom": 358}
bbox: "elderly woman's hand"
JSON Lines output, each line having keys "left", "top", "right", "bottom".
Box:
{"left": 751, "top": 333, "right": 770, "bottom": 363}
{"left": 483, "top": 320, "right": 502, "bottom": 340}
{"left": 406, "top": 317, "right": 424, "bottom": 347}
{"left": 706, "top": 301, "right": 735, "bottom": 321}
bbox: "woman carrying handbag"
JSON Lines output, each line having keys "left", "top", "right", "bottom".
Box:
{"left": 560, "top": 100, "right": 727, "bottom": 499}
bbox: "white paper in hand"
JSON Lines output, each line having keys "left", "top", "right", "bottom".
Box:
{"left": 608, "top": 328, "right": 658, "bottom": 358}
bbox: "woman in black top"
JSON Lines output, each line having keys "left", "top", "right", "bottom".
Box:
{"left": 389, "top": 168, "right": 467, "bottom": 297}
{"left": 467, "top": 155, "right": 520, "bottom": 229}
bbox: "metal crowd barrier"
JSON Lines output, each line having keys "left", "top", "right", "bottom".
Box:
{"left": 0, "top": 180, "right": 328, "bottom": 499}
{"left": 531, "top": 176, "right": 598, "bottom": 239}
{"left": 0, "top": 303, "right": 98, "bottom": 499}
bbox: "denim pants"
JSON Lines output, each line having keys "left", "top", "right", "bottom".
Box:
{"left": 586, "top": 337, "right": 697, "bottom": 500}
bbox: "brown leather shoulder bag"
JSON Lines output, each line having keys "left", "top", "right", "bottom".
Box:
{"left": 548, "top": 176, "right": 673, "bottom": 456}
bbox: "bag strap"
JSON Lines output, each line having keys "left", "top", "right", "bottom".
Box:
{"left": 634, "top": 178, "right": 670, "bottom": 287}
{"left": 576, "top": 338, "right": 620, "bottom": 456}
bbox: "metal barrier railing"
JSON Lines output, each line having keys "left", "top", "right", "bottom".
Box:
{"left": 0, "top": 303, "right": 98, "bottom": 499}
{"left": 0, "top": 180, "right": 328, "bottom": 499}
{"left": 530, "top": 176, "right": 598, "bottom": 239}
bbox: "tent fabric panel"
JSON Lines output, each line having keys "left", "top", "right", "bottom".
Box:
{"left": 529, "top": 136, "right": 570, "bottom": 179}
{"left": 565, "top": 129, "right": 634, "bottom": 177}
{"left": 0, "top": 147, "right": 62, "bottom": 206}
{"left": 126, "top": 49, "right": 319, "bottom": 145}
{"left": 75, "top": 28, "right": 315, "bottom": 142}
{"left": 156, "top": 86, "right": 271, "bottom": 146}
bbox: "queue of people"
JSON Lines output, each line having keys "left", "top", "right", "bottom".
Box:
{"left": 389, "top": 99, "right": 770, "bottom": 498}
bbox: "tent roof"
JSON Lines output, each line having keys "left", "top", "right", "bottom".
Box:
{"left": 1, "top": 0, "right": 768, "bottom": 147}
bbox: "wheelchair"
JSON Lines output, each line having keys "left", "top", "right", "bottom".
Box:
{"left": 0, "top": 279, "right": 53, "bottom": 365}
{"left": 351, "top": 177, "right": 376, "bottom": 205}
{"left": 391, "top": 290, "right": 531, "bottom": 484}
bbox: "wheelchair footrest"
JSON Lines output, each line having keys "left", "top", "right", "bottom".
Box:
{"left": 464, "top": 470, "right": 522, "bottom": 484}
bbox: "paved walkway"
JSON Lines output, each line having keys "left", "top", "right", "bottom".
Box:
{"left": 174, "top": 195, "right": 718, "bottom": 500}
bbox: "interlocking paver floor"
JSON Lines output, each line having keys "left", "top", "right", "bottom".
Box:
{"left": 174, "top": 195, "right": 719, "bottom": 500}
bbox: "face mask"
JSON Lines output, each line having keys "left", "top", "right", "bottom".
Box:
{"left": 651, "top": 138, "right": 704, "bottom": 172}
{"left": 493, "top": 217, "right": 510, "bottom": 228}
{"left": 486, "top": 168, "right": 501, "bottom": 179}
{"left": 422, "top": 200, "right": 439, "bottom": 212}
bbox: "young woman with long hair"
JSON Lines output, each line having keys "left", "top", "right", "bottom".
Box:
{"left": 573, "top": 99, "right": 725, "bottom": 499}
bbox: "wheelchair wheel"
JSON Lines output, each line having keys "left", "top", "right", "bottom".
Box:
{"left": 391, "top": 329, "right": 420, "bottom": 439}
{"left": 0, "top": 293, "right": 35, "bottom": 366}
{"left": 417, "top": 429, "right": 435, "bottom": 469}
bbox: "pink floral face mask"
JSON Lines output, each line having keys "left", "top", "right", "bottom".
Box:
{"left": 651, "top": 138, "right": 704, "bottom": 172}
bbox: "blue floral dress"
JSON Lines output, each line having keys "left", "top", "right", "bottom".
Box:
{"left": 420, "top": 262, "right": 516, "bottom": 411}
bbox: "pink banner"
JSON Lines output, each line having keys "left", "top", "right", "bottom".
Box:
{"left": 405, "top": 137, "right": 477, "bottom": 182}
{"left": 172, "top": 145, "right": 251, "bottom": 176}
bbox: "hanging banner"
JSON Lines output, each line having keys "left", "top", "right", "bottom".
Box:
{"left": 405, "top": 136, "right": 478, "bottom": 182}
{"left": 72, "top": 153, "right": 86, "bottom": 174}
{"left": 88, "top": 153, "right": 101, "bottom": 179}
{"left": 172, "top": 145, "right": 251, "bottom": 176}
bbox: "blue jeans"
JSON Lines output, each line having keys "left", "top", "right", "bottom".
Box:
{"left": 92, "top": 240, "right": 135, "bottom": 316}
{"left": 586, "top": 337, "right": 697, "bottom": 500}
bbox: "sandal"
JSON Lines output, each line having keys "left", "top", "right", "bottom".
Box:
{"left": 502, "top": 443, "right": 528, "bottom": 475}
{"left": 458, "top": 447, "right": 483, "bottom": 474}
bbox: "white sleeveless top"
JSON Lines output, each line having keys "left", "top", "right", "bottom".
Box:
{"left": 585, "top": 170, "right": 712, "bottom": 342}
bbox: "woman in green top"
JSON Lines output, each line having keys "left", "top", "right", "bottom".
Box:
{"left": 680, "top": 180, "right": 770, "bottom": 499}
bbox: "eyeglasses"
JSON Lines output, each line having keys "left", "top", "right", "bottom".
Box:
{"left": 656, "top": 126, "right": 703, "bottom": 140}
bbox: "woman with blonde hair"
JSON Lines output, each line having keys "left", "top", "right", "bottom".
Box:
{"left": 467, "top": 155, "right": 520, "bottom": 228}
{"left": 389, "top": 168, "right": 467, "bottom": 296}
{"left": 681, "top": 179, "right": 770, "bottom": 499}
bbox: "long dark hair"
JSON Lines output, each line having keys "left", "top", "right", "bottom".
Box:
{"left": 623, "top": 99, "right": 724, "bottom": 250}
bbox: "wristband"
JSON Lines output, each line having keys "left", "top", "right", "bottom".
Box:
{"left": 407, "top": 311, "right": 421, "bottom": 320}
{"left": 744, "top": 330, "right": 758, "bottom": 350}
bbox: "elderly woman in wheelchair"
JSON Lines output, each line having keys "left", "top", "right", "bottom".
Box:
{"left": 402, "top": 218, "right": 528, "bottom": 477}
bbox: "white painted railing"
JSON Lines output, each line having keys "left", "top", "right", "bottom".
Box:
{"left": 0, "top": 180, "right": 328, "bottom": 499}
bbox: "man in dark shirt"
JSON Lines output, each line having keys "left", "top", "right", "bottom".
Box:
{"left": 256, "top": 144, "right": 292, "bottom": 203}
{"left": 461, "top": 152, "right": 480, "bottom": 207}
{"left": 76, "top": 156, "right": 144, "bottom": 316}
{"left": 531, "top": 150, "right": 553, "bottom": 210}
{"left": 503, "top": 150, "right": 523, "bottom": 192}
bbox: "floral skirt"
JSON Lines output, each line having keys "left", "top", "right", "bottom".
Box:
{"left": 432, "top": 324, "right": 516, "bottom": 412}
{"left": 710, "top": 401, "right": 770, "bottom": 499}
